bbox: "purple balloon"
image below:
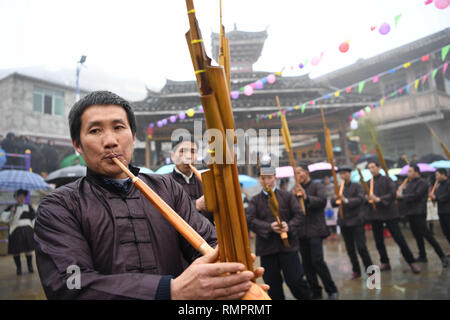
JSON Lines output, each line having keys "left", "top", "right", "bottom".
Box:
{"left": 198, "top": 106, "right": 203, "bottom": 113}
{"left": 179, "top": 112, "right": 186, "bottom": 120}
{"left": 162, "top": 118, "right": 168, "bottom": 125}
{"left": 255, "top": 80, "right": 263, "bottom": 90}
{"left": 299, "top": 63, "right": 304, "bottom": 69}
{"left": 157, "top": 121, "right": 163, "bottom": 128}
{"left": 149, "top": 123, "right": 154, "bottom": 128}
{"left": 379, "top": 23, "right": 390, "bottom": 35}
{"left": 170, "top": 115, "right": 177, "bottom": 123}
{"left": 231, "top": 91, "right": 240, "bottom": 99}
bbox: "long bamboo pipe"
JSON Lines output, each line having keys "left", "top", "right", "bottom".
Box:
{"left": 189, "top": 164, "right": 202, "bottom": 182}
{"left": 276, "top": 96, "right": 306, "bottom": 215}
{"left": 429, "top": 180, "right": 438, "bottom": 205}
{"left": 397, "top": 178, "right": 409, "bottom": 197}
{"left": 113, "top": 158, "right": 269, "bottom": 300}
{"left": 265, "top": 185, "right": 289, "bottom": 248}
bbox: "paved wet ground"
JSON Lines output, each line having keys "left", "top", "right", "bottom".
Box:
{"left": 270, "top": 222, "right": 450, "bottom": 300}
{"left": 0, "top": 222, "right": 448, "bottom": 300}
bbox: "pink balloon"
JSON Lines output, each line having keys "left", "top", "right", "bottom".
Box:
{"left": 231, "top": 91, "right": 240, "bottom": 99}
{"left": 435, "top": 0, "right": 450, "bottom": 9}
{"left": 250, "top": 82, "right": 257, "bottom": 89}
{"left": 379, "top": 23, "right": 390, "bottom": 35}
{"left": 244, "top": 85, "right": 254, "bottom": 96}
{"left": 267, "top": 74, "right": 276, "bottom": 84}
{"left": 311, "top": 52, "right": 324, "bottom": 66}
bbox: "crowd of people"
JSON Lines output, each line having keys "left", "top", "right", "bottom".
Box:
{"left": 0, "top": 132, "right": 59, "bottom": 175}
{"left": 1, "top": 91, "right": 448, "bottom": 301}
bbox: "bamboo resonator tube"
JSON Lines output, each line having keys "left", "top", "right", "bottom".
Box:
{"left": 113, "top": 158, "right": 269, "bottom": 300}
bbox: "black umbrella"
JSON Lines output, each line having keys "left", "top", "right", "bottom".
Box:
{"left": 356, "top": 154, "right": 396, "bottom": 168}
{"left": 45, "top": 165, "right": 86, "bottom": 187}
{"left": 418, "top": 153, "right": 446, "bottom": 164}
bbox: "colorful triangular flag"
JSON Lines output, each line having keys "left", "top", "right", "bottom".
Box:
{"left": 442, "top": 45, "right": 450, "bottom": 61}
{"left": 358, "top": 81, "right": 365, "bottom": 94}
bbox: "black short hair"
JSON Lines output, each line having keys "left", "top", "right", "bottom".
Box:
{"left": 410, "top": 164, "right": 420, "bottom": 173}
{"left": 68, "top": 91, "right": 136, "bottom": 145}
{"left": 172, "top": 135, "right": 199, "bottom": 151}
{"left": 368, "top": 160, "right": 380, "bottom": 167}
{"left": 436, "top": 168, "right": 448, "bottom": 176}
{"left": 14, "top": 189, "right": 28, "bottom": 198}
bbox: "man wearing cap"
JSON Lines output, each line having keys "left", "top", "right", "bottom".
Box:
{"left": 169, "top": 136, "right": 213, "bottom": 224}
{"left": 246, "top": 166, "right": 312, "bottom": 300}
{"left": 367, "top": 161, "right": 421, "bottom": 273}
{"left": 292, "top": 164, "right": 338, "bottom": 300}
{"left": 332, "top": 166, "right": 373, "bottom": 280}
{"left": 397, "top": 164, "right": 448, "bottom": 268}
{"left": 429, "top": 168, "right": 450, "bottom": 257}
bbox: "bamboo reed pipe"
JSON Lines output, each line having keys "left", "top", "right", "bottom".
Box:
{"left": 429, "top": 180, "right": 438, "bottom": 205}
{"left": 113, "top": 157, "right": 270, "bottom": 300}
{"left": 189, "top": 164, "right": 202, "bottom": 182}
{"left": 265, "top": 186, "right": 289, "bottom": 247}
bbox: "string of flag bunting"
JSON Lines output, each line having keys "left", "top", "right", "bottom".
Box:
{"left": 255, "top": 44, "right": 450, "bottom": 123}
{"left": 349, "top": 60, "right": 448, "bottom": 129}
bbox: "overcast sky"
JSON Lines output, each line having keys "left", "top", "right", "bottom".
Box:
{"left": 1, "top": 0, "right": 449, "bottom": 100}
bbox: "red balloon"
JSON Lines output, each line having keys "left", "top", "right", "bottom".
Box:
{"left": 339, "top": 41, "right": 349, "bottom": 53}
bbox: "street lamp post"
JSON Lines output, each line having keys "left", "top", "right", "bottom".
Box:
{"left": 75, "top": 55, "right": 87, "bottom": 102}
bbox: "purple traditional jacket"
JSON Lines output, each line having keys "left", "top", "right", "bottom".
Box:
{"left": 34, "top": 166, "right": 217, "bottom": 299}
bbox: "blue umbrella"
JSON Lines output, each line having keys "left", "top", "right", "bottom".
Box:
{"left": 350, "top": 168, "right": 396, "bottom": 183}
{"left": 430, "top": 160, "right": 450, "bottom": 169}
{"left": 155, "top": 164, "right": 175, "bottom": 174}
{"left": 238, "top": 174, "right": 258, "bottom": 189}
{"left": 139, "top": 167, "right": 154, "bottom": 174}
{"left": 0, "top": 170, "right": 51, "bottom": 191}
{"left": 0, "top": 148, "right": 6, "bottom": 170}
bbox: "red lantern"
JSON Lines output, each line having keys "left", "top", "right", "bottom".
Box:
{"left": 361, "top": 144, "right": 367, "bottom": 152}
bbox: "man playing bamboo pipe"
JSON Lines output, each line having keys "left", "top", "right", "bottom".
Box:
{"left": 169, "top": 136, "right": 213, "bottom": 224}
{"left": 331, "top": 166, "right": 373, "bottom": 280}
{"left": 366, "top": 161, "right": 421, "bottom": 274}
{"left": 292, "top": 164, "right": 338, "bottom": 300}
{"left": 246, "top": 166, "right": 312, "bottom": 300}
{"left": 397, "top": 164, "right": 448, "bottom": 268}
{"left": 428, "top": 168, "right": 450, "bottom": 258}
{"left": 33, "top": 91, "right": 267, "bottom": 299}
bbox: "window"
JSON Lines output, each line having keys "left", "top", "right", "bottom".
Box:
{"left": 33, "top": 87, "right": 65, "bottom": 116}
